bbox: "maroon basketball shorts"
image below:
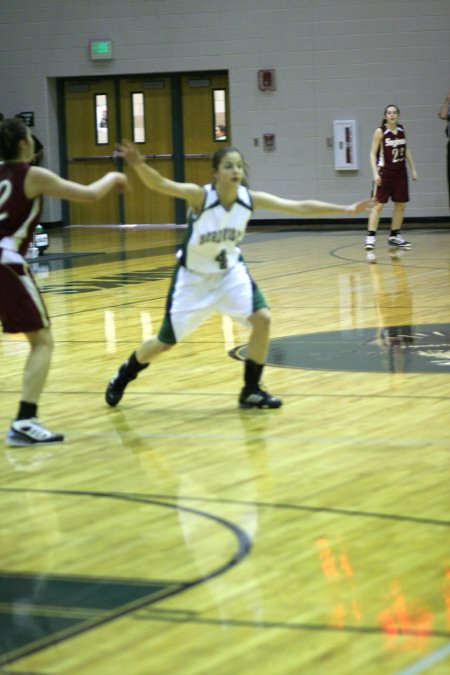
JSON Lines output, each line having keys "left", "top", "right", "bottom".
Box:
{"left": 0, "top": 256, "right": 50, "bottom": 333}
{"left": 375, "top": 168, "right": 409, "bottom": 203}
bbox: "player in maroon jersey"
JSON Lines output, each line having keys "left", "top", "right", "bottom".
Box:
{"left": 365, "top": 105, "right": 418, "bottom": 252}
{"left": 0, "top": 117, "right": 127, "bottom": 446}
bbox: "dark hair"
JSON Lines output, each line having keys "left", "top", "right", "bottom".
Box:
{"left": 211, "top": 146, "right": 250, "bottom": 187}
{"left": 381, "top": 104, "right": 400, "bottom": 126}
{"left": 0, "top": 117, "right": 29, "bottom": 160}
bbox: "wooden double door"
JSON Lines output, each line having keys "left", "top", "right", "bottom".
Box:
{"left": 63, "top": 72, "right": 230, "bottom": 225}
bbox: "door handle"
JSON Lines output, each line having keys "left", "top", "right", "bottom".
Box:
{"left": 68, "top": 155, "right": 117, "bottom": 161}
{"left": 184, "top": 153, "right": 213, "bottom": 159}
{"left": 69, "top": 153, "right": 211, "bottom": 161}
{"left": 68, "top": 154, "right": 174, "bottom": 161}
{"left": 141, "top": 154, "right": 174, "bottom": 160}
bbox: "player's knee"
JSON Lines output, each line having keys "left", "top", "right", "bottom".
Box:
{"left": 252, "top": 308, "right": 271, "bottom": 332}
{"left": 28, "top": 327, "right": 53, "bottom": 351}
{"left": 154, "top": 337, "right": 174, "bottom": 354}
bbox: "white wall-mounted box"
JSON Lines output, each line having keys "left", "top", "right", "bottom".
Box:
{"left": 333, "top": 120, "right": 358, "bottom": 170}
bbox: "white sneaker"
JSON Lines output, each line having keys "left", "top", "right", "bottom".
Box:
{"left": 5, "top": 418, "right": 64, "bottom": 447}
{"left": 388, "top": 234, "right": 411, "bottom": 248}
{"left": 365, "top": 235, "right": 376, "bottom": 250}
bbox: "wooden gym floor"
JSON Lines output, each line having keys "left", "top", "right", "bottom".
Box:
{"left": 1, "top": 224, "right": 449, "bottom": 674}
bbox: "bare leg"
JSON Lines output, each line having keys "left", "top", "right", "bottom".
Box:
{"left": 136, "top": 336, "right": 172, "bottom": 363}
{"left": 367, "top": 202, "right": 384, "bottom": 233}
{"left": 391, "top": 202, "right": 406, "bottom": 232}
{"left": 246, "top": 308, "right": 271, "bottom": 364}
{"left": 239, "top": 308, "right": 281, "bottom": 408}
{"left": 22, "top": 328, "right": 53, "bottom": 404}
{"left": 6, "top": 327, "right": 64, "bottom": 446}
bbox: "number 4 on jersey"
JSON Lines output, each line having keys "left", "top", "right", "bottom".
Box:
{"left": 215, "top": 249, "right": 228, "bottom": 269}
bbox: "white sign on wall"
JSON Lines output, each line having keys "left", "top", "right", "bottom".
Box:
{"left": 333, "top": 120, "right": 358, "bottom": 170}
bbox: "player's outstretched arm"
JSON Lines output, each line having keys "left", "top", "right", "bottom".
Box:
{"left": 251, "top": 191, "right": 374, "bottom": 217}
{"left": 25, "top": 168, "right": 127, "bottom": 202}
{"left": 116, "top": 139, "right": 204, "bottom": 209}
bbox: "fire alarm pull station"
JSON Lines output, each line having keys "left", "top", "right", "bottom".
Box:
{"left": 263, "top": 133, "right": 275, "bottom": 151}
{"left": 258, "top": 69, "right": 276, "bottom": 91}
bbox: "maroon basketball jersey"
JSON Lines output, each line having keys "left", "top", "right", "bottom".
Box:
{"left": 378, "top": 124, "right": 407, "bottom": 172}
{"left": 0, "top": 162, "right": 42, "bottom": 256}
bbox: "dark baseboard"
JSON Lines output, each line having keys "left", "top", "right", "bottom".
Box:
{"left": 40, "top": 221, "right": 64, "bottom": 229}
{"left": 249, "top": 216, "right": 450, "bottom": 230}
{"left": 40, "top": 218, "right": 450, "bottom": 231}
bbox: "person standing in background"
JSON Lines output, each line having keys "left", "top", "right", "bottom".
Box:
{"left": 365, "top": 105, "right": 418, "bottom": 251}
{"left": 438, "top": 88, "right": 450, "bottom": 209}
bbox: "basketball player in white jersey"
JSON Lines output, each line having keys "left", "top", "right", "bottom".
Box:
{"left": 106, "top": 141, "right": 373, "bottom": 410}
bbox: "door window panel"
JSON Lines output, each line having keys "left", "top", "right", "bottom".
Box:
{"left": 213, "top": 89, "right": 227, "bottom": 142}
{"left": 131, "top": 92, "right": 145, "bottom": 143}
{"left": 95, "top": 94, "right": 109, "bottom": 145}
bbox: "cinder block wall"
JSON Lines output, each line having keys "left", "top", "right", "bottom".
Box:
{"left": 0, "top": 0, "right": 449, "bottom": 222}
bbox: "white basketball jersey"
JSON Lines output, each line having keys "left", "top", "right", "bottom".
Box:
{"left": 177, "top": 183, "right": 253, "bottom": 274}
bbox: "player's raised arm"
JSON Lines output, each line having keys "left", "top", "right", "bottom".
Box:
{"left": 25, "top": 168, "right": 127, "bottom": 202}
{"left": 116, "top": 139, "right": 204, "bottom": 211}
{"left": 251, "top": 191, "right": 373, "bottom": 217}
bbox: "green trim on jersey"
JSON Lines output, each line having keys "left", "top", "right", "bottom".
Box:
{"left": 176, "top": 214, "right": 195, "bottom": 267}
{"left": 246, "top": 259, "right": 268, "bottom": 312}
{"left": 157, "top": 261, "right": 182, "bottom": 344}
{"left": 252, "top": 282, "right": 268, "bottom": 312}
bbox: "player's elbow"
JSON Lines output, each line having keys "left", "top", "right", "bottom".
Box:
{"left": 81, "top": 194, "right": 96, "bottom": 203}
{"left": 82, "top": 186, "right": 102, "bottom": 202}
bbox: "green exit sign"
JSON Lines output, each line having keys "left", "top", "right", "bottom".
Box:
{"left": 90, "top": 41, "right": 113, "bottom": 61}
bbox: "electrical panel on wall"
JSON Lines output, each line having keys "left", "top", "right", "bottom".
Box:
{"left": 333, "top": 120, "right": 358, "bottom": 170}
